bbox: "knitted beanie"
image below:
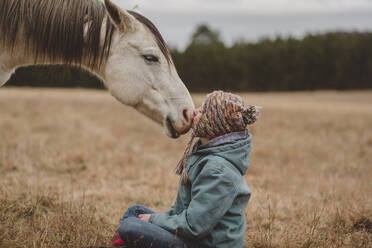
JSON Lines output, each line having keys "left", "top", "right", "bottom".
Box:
{"left": 175, "top": 91, "right": 261, "bottom": 185}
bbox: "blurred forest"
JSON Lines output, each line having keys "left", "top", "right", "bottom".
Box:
{"left": 5, "top": 25, "right": 372, "bottom": 92}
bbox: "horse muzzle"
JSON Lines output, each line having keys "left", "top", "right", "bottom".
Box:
{"left": 165, "top": 107, "right": 193, "bottom": 139}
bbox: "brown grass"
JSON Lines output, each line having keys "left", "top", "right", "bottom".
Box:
{"left": 0, "top": 88, "right": 371, "bottom": 248}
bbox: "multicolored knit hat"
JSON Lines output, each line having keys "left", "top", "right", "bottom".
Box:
{"left": 175, "top": 90, "right": 261, "bottom": 185}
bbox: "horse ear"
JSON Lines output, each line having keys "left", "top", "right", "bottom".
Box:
{"left": 104, "top": 0, "right": 137, "bottom": 32}
{"left": 132, "top": 5, "right": 143, "bottom": 15}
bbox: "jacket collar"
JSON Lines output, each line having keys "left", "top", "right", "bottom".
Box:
{"left": 197, "top": 130, "right": 248, "bottom": 150}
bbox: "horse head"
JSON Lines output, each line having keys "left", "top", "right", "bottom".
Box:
{"left": 102, "top": 0, "right": 194, "bottom": 138}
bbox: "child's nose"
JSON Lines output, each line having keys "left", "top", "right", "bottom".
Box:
{"left": 193, "top": 108, "right": 201, "bottom": 117}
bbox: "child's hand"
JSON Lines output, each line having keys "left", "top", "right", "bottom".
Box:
{"left": 138, "top": 214, "right": 151, "bottom": 222}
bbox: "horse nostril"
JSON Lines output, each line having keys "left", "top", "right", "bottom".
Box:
{"left": 183, "top": 108, "right": 189, "bottom": 123}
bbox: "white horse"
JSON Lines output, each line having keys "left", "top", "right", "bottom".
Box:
{"left": 0, "top": 0, "right": 194, "bottom": 138}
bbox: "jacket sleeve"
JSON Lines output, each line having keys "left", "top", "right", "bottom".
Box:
{"left": 168, "top": 203, "right": 176, "bottom": 215}
{"left": 151, "top": 161, "right": 238, "bottom": 239}
{"left": 149, "top": 203, "right": 176, "bottom": 223}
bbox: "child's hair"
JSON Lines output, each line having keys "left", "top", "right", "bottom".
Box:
{"left": 175, "top": 91, "right": 261, "bottom": 185}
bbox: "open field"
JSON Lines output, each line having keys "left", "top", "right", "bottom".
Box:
{"left": 0, "top": 88, "right": 371, "bottom": 247}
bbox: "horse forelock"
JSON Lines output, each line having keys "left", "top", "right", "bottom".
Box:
{"left": 0, "top": 0, "right": 173, "bottom": 70}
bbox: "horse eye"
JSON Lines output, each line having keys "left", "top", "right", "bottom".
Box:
{"left": 142, "top": 54, "right": 159, "bottom": 63}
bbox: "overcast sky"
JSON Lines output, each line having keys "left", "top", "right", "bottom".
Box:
{"left": 113, "top": 0, "right": 372, "bottom": 49}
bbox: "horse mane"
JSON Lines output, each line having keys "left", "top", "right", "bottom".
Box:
{"left": 0, "top": 0, "right": 172, "bottom": 70}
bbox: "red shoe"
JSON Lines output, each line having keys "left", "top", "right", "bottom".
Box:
{"left": 110, "top": 232, "right": 125, "bottom": 247}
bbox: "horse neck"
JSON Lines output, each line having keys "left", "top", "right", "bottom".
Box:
{"left": 0, "top": 46, "right": 25, "bottom": 85}
{"left": 0, "top": 52, "right": 106, "bottom": 88}
{"left": 0, "top": 25, "right": 110, "bottom": 85}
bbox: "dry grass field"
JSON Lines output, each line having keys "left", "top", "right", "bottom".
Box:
{"left": 0, "top": 88, "right": 371, "bottom": 248}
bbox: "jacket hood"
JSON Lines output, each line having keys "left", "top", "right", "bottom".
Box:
{"left": 192, "top": 132, "right": 252, "bottom": 175}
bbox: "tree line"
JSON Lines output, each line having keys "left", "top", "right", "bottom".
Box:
{"left": 5, "top": 25, "right": 372, "bottom": 91}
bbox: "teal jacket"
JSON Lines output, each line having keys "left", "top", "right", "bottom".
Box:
{"left": 151, "top": 131, "right": 252, "bottom": 248}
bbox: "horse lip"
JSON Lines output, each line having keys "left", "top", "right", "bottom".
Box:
{"left": 166, "top": 117, "right": 180, "bottom": 139}
{"left": 178, "top": 124, "right": 192, "bottom": 135}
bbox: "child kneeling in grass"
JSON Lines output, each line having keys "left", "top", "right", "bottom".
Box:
{"left": 110, "top": 91, "right": 261, "bottom": 248}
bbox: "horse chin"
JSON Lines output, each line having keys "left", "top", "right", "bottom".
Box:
{"left": 165, "top": 117, "right": 180, "bottom": 139}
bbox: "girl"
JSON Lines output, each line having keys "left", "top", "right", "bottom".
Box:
{"left": 111, "top": 91, "right": 261, "bottom": 248}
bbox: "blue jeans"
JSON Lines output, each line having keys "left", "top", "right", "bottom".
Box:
{"left": 117, "top": 205, "right": 201, "bottom": 248}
